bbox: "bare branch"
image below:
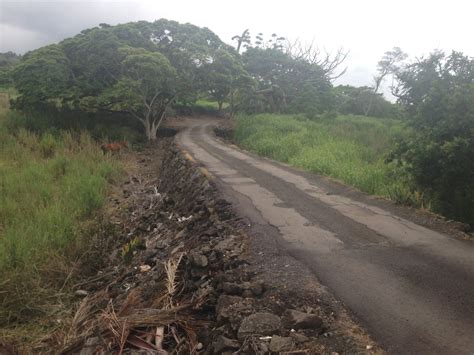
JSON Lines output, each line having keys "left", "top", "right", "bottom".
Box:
{"left": 284, "top": 38, "right": 348, "bottom": 81}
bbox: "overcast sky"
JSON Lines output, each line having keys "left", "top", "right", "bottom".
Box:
{"left": 1, "top": 0, "right": 473, "bottom": 92}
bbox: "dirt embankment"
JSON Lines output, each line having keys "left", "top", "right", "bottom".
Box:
{"left": 21, "top": 137, "right": 379, "bottom": 354}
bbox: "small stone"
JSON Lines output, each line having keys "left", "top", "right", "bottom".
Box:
{"left": 290, "top": 332, "right": 310, "bottom": 343}
{"left": 284, "top": 309, "right": 323, "bottom": 330}
{"left": 75, "top": 290, "right": 89, "bottom": 297}
{"left": 212, "top": 336, "right": 240, "bottom": 353}
{"left": 216, "top": 295, "right": 244, "bottom": 320}
{"left": 190, "top": 252, "right": 208, "bottom": 268}
{"left": 214, "top": 236, "right": 239, "bottom": 253}
{"left": 222, "top": 282, "right": 243, "bottom": 295}
{"left": 200, "top": 245, "right": 212, "bottom": 254}
{"left": 238, "top": 312, "right": 281, "bottom": 340}
{"left": 269, "top": 336, "right": 294, "bottom": 353}
{"left": 139, "top": 264, "right": 151, "bottom": 273}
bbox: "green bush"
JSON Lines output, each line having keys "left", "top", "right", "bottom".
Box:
{"left": 390, "top": 51, "right": 474, "bottom": 226}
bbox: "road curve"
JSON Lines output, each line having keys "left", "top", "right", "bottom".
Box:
{"left": 176, "top": 121, "right": 474, "bottom": 354}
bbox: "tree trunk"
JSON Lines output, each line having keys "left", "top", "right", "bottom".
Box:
{"left": 148, "top": 128, "right": 158, "bottom": 141}
{"left": 136, "top": 97, "right": 174, "bottom": 141}
{"left": 365, "top": 75, "right": 384, "bottom": 116}
{"left": 229, "top": 91, "right": 235, "bottom": 119}
{"left": 218, "top": 101, "right": 223, "bottom": 112}
{"left": 147, "top": 108, "right": 168, "bottom": 141}
{"left": 143, "top": 119, "right": 153, "bottom": 141}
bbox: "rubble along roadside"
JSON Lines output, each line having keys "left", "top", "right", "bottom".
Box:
{"left": 37, "top": 138, "right": 381, "bottom": 354}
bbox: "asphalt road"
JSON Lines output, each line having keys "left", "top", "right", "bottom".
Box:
{"left": 176, "top": 120, "right": 474, "bottom": 354}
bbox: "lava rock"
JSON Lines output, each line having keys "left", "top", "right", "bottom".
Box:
{"left": 216, "top": 295, "right": 244, "bottom": 320}
{"left": 237, "top": 312, "right": 281, "bottom": 340}
{"left": 284, "top": 309, "right": 323, "bottom": 331}
{"left": 290, "top": 332, "right": 310, "bottom": 343}
{"left": 269, "top": 336, "right": 294, "bottom": 353}
{"left": 222, "top": 282, "right": 243, "bottom": 295}
{"left": 244, "top": 281, "right": 264, "bottom": 296}
{"left": 190, "top": 252, "right": 208, "bottom": 268}
{"left": 212, "top": 336, "right": 240, "bottom": 353}
{"left": 214, "top": 236, "right": 239, "bottom": 253}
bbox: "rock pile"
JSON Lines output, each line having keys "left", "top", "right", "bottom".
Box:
{"left": 51, "top": 142, "right": 377, "bottom": 354}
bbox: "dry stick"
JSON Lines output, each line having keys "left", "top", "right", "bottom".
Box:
{"left": 118, "top": 319, "right": 128, "bottom": 355}
{"left": 73, "top": 271, "right": 115, "bottom": 288}
{"left": 156, "top": 326, "right": 164, "bottom": 350}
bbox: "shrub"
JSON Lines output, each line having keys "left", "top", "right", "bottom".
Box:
{"left": 390, "top": 51, "right": 474, "bottom": 226}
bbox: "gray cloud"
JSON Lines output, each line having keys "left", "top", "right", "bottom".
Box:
{"left": 0, "top": 1, "right": 145, "bottom": 53}
{"left": 0, "top": 0, "right": 472, "bottom": 97}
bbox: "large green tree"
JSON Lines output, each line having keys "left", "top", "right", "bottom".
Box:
{"left": 389, "top": 51, "right": 474, "bottom": 225}
{"left": 200, "top": 49, "right": 253, "bottom": 112}
{"left": 364, "top": 47, "right": 406, "bottom": 116}
{"left": 11, "top": 20, "right": 231, "bottom": 140}
{"left": 91, "top": 47, "right": 178, "bottom": 140}
{"left": 241, "top": 46, "right": 334, "bottom": 116}
{"left": 12, "top": 45, "right": 70, "bottom": 108}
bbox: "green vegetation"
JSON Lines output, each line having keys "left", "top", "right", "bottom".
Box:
{"left": 389, "top": 51, "right": 474, "bottom": 226}
{"left": 195, "top": 99, "right": 228, "bottom": 110}
{"left": 333, "top": 85, "right": 404, "bottom": 119}
{"left": 0, "top": 52, "right": 21, "bottom": 86}
{"left": 1, "top": 19, "right": 472, "bottom": 228}
{"left": 235, "top": 114, "right": 420, "bottom": 203}
{"left": 234, "top": 49, "right": 473, "bottom": 227}
{"left": 0, "top": 110, "right": 121, "bottom": 326}
{"left": 10, "top": 20, "right": 236, "bottom": 141}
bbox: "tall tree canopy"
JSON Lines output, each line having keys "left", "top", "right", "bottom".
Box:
{"left": 0, "top": 51, "right": 21, "bottom": 86}
{"left": 239, "top": 46, "right": 334, "bottom": 116}
{"left": 12, "top": 20, "right": 235, "bottom": 140}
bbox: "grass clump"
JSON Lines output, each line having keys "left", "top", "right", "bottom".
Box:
{"left": 235, "top": 113, "right": 422, "bottom": 205}
{"left": 0, "top": 111, "right": 121, "bottom": 330}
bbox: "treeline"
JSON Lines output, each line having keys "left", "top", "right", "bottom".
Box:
{"left": 1, "top": 19, "right": 473, "bottom": 226}
{"left": 1, "top": 20, "right": 398, "bottom": 138}
{"left": 0, "top": 51, "right": 21, "bottom": 84}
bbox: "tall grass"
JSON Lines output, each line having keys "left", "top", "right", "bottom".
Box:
{"left": 235, "top": 114, "right": 420, "bottom": 205}
{"left": 0, "top": 111, "right": 121, "bottom": 327}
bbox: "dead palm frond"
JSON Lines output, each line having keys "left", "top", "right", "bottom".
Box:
{"left": 164, "top": 253, "right": 184, "bottom": 308}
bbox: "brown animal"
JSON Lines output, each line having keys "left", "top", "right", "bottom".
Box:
{"left": 101, "top": 141, "right": 128, "bottom": 154}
